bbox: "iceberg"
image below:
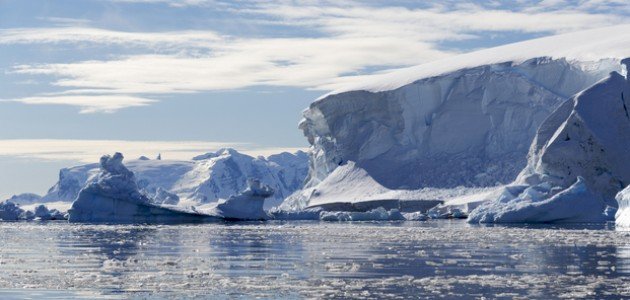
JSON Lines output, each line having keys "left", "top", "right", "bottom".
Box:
{"left": 43, "top": 148, "right": 308, "bottom": 210}
{"left": 616, "top": 186, "right": 630, "bottom": 227}
{"left": 0, "top": 201, "right": 24, "bottom": 221}
{"left": 206, "top": 179, "right": 274, "bottom": 221}
{"left": 4, "top": 193, "right": 42, "bottom": 205}
{"left": 468, "top": 60, "right": 630, "bottom": 223}
{"left": 68, "top": 153, "right": 278, "bottom": 223}
{"left": 68, "top": 153, "right": 218, "bottom": 223}
{"left": 285, "top": 25, "right": 630, "bottom": 212}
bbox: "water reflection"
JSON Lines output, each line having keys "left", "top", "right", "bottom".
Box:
{"left": 0, "top": 221, "right": 629, "bottom": 298}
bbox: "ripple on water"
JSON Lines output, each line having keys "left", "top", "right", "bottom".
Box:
{"left": 0, "top": 220, "right": 629, "bottom": 298}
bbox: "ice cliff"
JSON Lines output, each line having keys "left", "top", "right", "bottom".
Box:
{"left": 468, "top": 61, "right": 630, "bottom": 223}
{"left": 43, "top": 148, "right": 308, "bottom": 209}
{"left": 285, "top": 25, "right": 630, "bottom": 211}
{"left": 616, "top": 186, "right": 630, "bottom": 227}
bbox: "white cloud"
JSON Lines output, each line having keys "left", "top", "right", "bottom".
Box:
{"left": 4, "top": 95, "right": 157, "bottom": 113}
{"left": 0, "top": 27, "right": 222, "bottom": 49}
{"left": 2, "top": 0, "right": 628, "bottom": 112}
{"left": 0, "top": 139, "right": 306, "bottom": 162}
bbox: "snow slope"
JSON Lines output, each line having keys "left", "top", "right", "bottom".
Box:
{"left": 469, "top": 64, "right": 630, "bottom": 223}
{"left": 288, "top": 25, "right": 630, "bottom": 211}
{"left": 43, "top": 148, "right": 308, "bottom": 209}
{"left": 616, "top": 186, "right": 630, "bottom": 227}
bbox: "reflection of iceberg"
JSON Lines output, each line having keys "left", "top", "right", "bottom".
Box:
{"left": 469, "top": 61, "right": 630, "bottom": 223}
{"left": 68, "top": 153, "right": 276, "bottom": 223}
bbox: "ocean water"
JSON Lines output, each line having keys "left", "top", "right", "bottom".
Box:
{"left": 0, "top": 220, "right": 629, "bottom": 299}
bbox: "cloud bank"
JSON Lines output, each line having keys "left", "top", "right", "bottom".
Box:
{"left": 2, "top": 0, "right": 628, "bottom": 112}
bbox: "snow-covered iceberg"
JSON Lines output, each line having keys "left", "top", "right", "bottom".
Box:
{"left": 468, "top": 61, "right": 630, "bottom": 223}
{"left": 68, "top": 153, "right": 218, "bottom": 223}
{"left": 616, "top": 186, "right": 630, "bottom": 227}
{"left": 44, "top": 148, "right": 307, "bottom": 209}
{"left": 68, "top": 153, "right": 279, "bottom": 223}
{"left": 285, "top": 25, "right": 630, "bottom": 212}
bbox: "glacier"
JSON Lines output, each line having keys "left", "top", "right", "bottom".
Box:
{"left": 468, "top": 62, "right": 630, "bottom": 223}
{"left": 283, "top": 25, "right": 630, "bottom": 214}
{"left": 42, "top": 148, "right": 307, "bottom": 210}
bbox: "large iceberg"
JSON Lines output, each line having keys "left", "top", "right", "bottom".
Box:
{"left": 44, "top": 148, "right": 307, "bottom": 209}
{"left": 469, "top": 61, "right": 630, "bottom": 223}
{"left": 616, "top": 186, "right": 630, "bottom": 227}
{"left": 68, "top": 153, "right": 277, "bottom": 223}
{"left": 284, "top": 25, "right": 630, "bottom": 211}
{"left": 68, "top": 153, "right": 217, "bottom": 223}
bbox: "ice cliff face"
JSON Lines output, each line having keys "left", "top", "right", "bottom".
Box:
{"left": 469, "top": 63, "right": 630, "bottom": 223}
{"left": 43, "top": 148, "right": 308, "bottom": 209}
{"left": 290, "top": 58, "right": 617, "bottom": 210}
{"left": 288, "top": 25, "right": 630, "bottom": 210}
{"left": 616, "top": 186, "right": 630, "bottom": 227}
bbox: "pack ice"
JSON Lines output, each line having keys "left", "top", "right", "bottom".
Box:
{"left": 468, "top": 61, "right": 630, "bottom": 223}
{"left": 283, "top": 25, "right": 630, "bottom": 214}
{"left": 68, "top": 153, "right": 276, "bottom": 223}
{"left": 42, "top": 148, "right": 307, "bottom": 209}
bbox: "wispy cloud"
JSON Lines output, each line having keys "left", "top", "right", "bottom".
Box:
{"left": 3, "top": 95, "right": 156, "bottom": 113}
{"left": 2, "top": 0, "right": 628, "bottom": 112}
{"left": 0, "top": 139, "right": 306, "bottom": 162}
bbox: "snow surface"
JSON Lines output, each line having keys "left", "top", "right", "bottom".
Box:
{"left": 43, "top": 148, "right": 308, "bottom": 209}
{"left": 616, "top": 186, "right": 630, "bottom": 227}
{"left": 468, "top": 65, "right": 630, "bottom": 223}
{"left": 291, "top": 26, "right": 630, "bottom": 212}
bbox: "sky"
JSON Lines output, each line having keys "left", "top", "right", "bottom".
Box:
{"left": 1, "top": 0, "right": 629, "bottom": 199}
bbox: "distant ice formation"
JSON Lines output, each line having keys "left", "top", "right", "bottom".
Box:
{"left": 43, "top": 148, "right": 308, "bottom": 209}
{"left": 68, "top": 153, "right": 217, "bottom": 223}
{"left": 68, "top": 153, "right": 278, "bottom": 223}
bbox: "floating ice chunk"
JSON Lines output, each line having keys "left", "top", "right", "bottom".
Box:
{"left": 403, "top": 211, "right": 428, "bottom": 221}
{"left": 319, "top": 207, "right": 405, "bottom": 222}
{"left": 616, "top": 186, "right": 630, "bottom": 227}
{"left": 33, "top": 205, "right": 66, "bottom": 220}
{"left": 469, "top": 177, "right": 609, "bottom": 223}
{"left": 210, "top": 179, "right": 274, "bottom": 220}
{"left": 0, "top": 201, "right": 24, "bottom": 221}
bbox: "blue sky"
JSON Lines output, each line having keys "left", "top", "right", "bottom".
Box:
{"left": 0, "top": 0, "right": 629, "bottom": 199}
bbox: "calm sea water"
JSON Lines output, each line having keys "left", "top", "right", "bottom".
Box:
{"left": 0, "top": 220, "right": 629, "bottom": 299}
